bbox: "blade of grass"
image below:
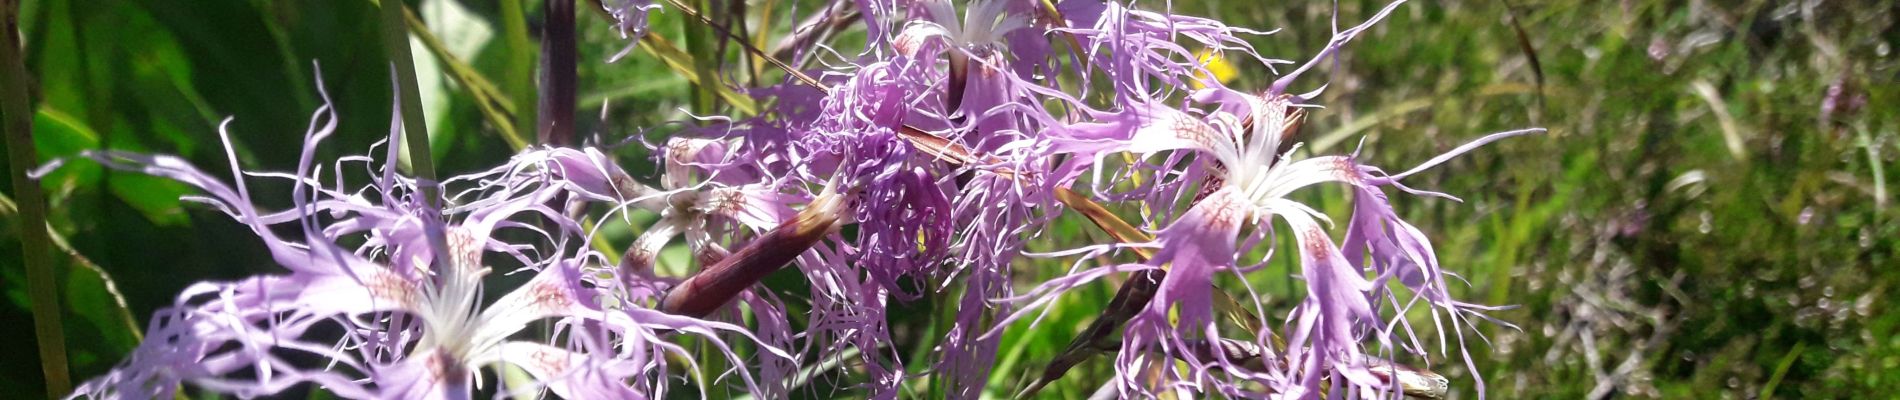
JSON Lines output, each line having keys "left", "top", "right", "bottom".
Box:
{"left": 1498, "top": 0, "right": 1545, "bottom": 117}
{"left": 378, "top": 0, "right": 437, "bottom": 185}
{"left": 715, "top": 0, "right": 754, "bottom": 87}
{"left": 1760, "top": 342, "right": 1806, "bottom": 399}
{"left": 1308, "top": 98, "right": 1432, "bottom": 153}
{"left": 499, "top": 0, "right": 536, "bottom": 143}
{"left": 653, "top": 0, "right": 823, "bottom": 88}
{"left": 1689, "top": 79, "right": 1748, "bottom": 161}
{"left": 748, "top": 0, "right": 777, "bottom": 82}
{"left": 1054, "top": 187, "right": 1156, "bottom": 259}
{"left": 403, "top": 6, "right": 529, "bottom": 150}
{"left": 2, "top": 0, "right": 72, "bottom": 396}
{"left": 1858, "top": 126, "right": 1887, "bottom": 209}
{"left": 248, "top": 0, "right": 317, "bottom": 113}
{"left": 378, "top": 0, "right": 451, "bottom": 272}
{"left": 681, "top": 0, "right": 718, "bottom": 116}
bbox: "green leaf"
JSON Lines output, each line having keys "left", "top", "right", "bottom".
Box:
{"left": 35, "top": 108, "right": 193, "bottom": 226}
{"left": 65, "top": 255, "right": 142, "bottom": 355}
{"left": 32, "top": 109, "right": 102, "bottom": 194}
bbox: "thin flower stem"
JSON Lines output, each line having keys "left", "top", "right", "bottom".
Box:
{"left": 378, "top": 0, "right": 451, "bottom": 271}
{"left": 378, "top": 0, "right": 437, "bottom": 187}
{"left": 1, "top": 1, "right": 72, "bottom": 396}
{"left": 499, "top": 0, "right": 537, "bottom": 142}
{"left": 540, "top": 0, "right": 578, "bottom": 146}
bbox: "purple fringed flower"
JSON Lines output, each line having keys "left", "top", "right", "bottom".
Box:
{"left": 604, "top": 0, "right": 661, "bottom": 62}
{"left": 61, "top": 83, "right": 788, "bottom": 399}
{"left": 780, "top": 62, "right": 939, "bottom": 398}
{"left": 674, "top": 1, "right": 1070, "bottom": 396}
{"left": 993, "top": 0, "right": 1541, "bottom": 397}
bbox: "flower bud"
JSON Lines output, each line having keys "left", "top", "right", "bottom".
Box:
{"left": 659, "top": 188, "right": 846, "bottom": 317}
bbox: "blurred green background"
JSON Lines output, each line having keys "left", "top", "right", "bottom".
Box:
{"left": 1, "top": 0, "right": 1893, "bottom": 398}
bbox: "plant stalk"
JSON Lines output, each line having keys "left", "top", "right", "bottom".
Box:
{"left": 379, "top": 0, "right": 438, "bottom": 187}
{"left": 539, "top": 0, "right": 577, "bottom": 146}
{"left": 500, "top": 0, "right": 536, "bottom": 143}
{"left": 1, "top": 0, "right": 73, "bottom": 397}
{"left": 378, "top": 0, "right": 451, "bottom": 275}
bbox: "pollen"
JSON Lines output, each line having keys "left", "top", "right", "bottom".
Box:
{"left": 621, "top": 246, "right": 656, "bottom": 272}
{"left": 665, "top": 138, "right": 699, "bottom": 163}
{"left": 700, "top": 188, "right": 751, "bottom": 219}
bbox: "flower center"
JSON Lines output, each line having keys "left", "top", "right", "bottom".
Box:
{"left": 414, "top": 227, "right": 492, "bottom": 369}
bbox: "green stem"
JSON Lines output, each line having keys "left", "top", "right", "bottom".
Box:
{"left": 500, "top": 0, "right": 536, "bottom": 144}
{"left": 1760, "top": 342, "right": 1805, "bottom": 399}
{"left": 2, "top": 0, "right": 72, "bottom": 397}
{"left": 378, "top": 0, "right": 450, "bottom": 276}
{"left": 378, "top": 0, "right": 437, "bottom": 187}
{"left": 681, "top": 0, "right": 720, "bottom": 116}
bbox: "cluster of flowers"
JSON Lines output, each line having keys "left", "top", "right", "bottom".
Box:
{"left": 66, "top": 0, "right": 1537, "bottom": 398}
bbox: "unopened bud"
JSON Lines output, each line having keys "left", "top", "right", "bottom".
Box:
{"left": 659, "top": 188, "right": 846, "bottom": 317}
{"left": 946, "top": 51, "right": 970, "bottom": 116}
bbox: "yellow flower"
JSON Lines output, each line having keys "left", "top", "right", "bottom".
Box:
{"left": 1192, "top": 48, "right": 1239, "bottom": 88}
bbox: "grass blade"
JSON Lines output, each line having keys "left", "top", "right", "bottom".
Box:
{"left": 378, "top": 0, "right": 451, "bottom": 272}
{"left": 403, "top": 6, "right": 530, "bottom": 150}
{"left": 2, "top": 0, "right": 72, "bottom": 396}
{"left": 379, "top": 0, "right": 437, "bottom": 184}
{"left": 499, "top": 0, "right": 536, "bottom": 143}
